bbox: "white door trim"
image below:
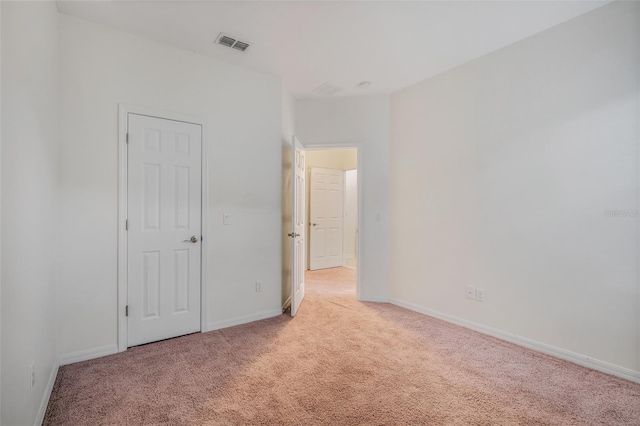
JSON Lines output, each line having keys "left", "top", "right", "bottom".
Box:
{"left": 343, "top": 168, "right": 357, "bottom": 268}
{"left": 118, "top": 104, "right": 208, "bottom": 352}
{"left": 303, "top": 143, "right": 363, "bottom": 301}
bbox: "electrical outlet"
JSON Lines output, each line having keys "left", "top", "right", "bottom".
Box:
{"left": 223, "top": 213, "right": 231, "bottom": 225}
{"left": 475, "top": 288, "right": 486, "bottom": 302}
{"left": 465, "top": 285, "right": 476, "bottom": 299}
{"left": 30, "top": 362, "right": 36, "bottom": 389}
{"left": 255, "top": 281, "right": 262, "bottom": 292}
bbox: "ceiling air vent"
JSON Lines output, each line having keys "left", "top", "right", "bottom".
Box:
{"left": 313, "top": 82, "right": 342, "bottom": 96}
{"left": 216, "top": 32, "right": 250, "bottom": 52}
{"left": 232, "top": 41, "right": 250, "bottom": 52}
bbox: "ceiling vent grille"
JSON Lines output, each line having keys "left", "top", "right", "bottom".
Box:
{"left": 232, "top": 41, "right": 250, "bottom": 52}
{"left": 216, "top": 32, "right": 250, "bottom": 52}
{"left": 313, "top": 82, "right": 342, "bottom": 96}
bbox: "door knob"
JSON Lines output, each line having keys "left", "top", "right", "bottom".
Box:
{"left": 183, "top": 236, "right": 199, "bottom": 243}
{"left": 288, "top": 232, "right": 300, "bottom": 238}
{"left": 312, "top": 223, "right": 318, "bottom": 226}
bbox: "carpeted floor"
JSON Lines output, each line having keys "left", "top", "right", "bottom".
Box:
{"left": 45, "top": 267, "right": 640, "bottom": 425}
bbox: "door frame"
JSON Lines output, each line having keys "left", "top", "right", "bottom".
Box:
{"left": 303, "top": 143, "right": 363, "bottom": 301}
{"left": 342, "top": 168, "right": 357, "bottom": 268}
{"left": 117, "top": 104, "right": 208, "bottom": 352}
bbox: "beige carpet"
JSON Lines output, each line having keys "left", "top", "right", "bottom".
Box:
{"left": 45, "top": 267, "right": 640, "bottom": 425}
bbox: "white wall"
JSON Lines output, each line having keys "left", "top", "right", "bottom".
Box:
{"left": 304, "top": 149, "right": 357, "bottom": 268}
{"left": 0, "top": 2, "right": 3, "bottom": 420}
{"left": 57, "top": 14, "right": 283, "bottom": 357}
{"left": 1, "top": 2, "right": 59, "bottom": 424}
{"left": 282, "top": 87, "right": 296, "bottom": 307}
{"left": 390, "top": 1, "right": 640, "bottom": 375}
{"left": 0, "top": 2, "right": 3, "bottom": 421}
{"left": 296, "top": 96, "right": 390, "bottom": 301}
{"left": 305, "top": 149, "right": 358, "bottom": 171}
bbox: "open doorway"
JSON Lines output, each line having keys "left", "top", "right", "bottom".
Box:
{"left": 285, "top": 139, "right": 362, "bottom": 317}
{"left": 305, "top": 148, "right": 358, "bottom": 297}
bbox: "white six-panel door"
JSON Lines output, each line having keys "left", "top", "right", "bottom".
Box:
{"left": 291, "top": 137, "right": 306, "bottom": 316}
{"left": 309, "top": 167, "right": 344, "bottom": 270}
{"left": 127, "top": 113, "right": 202, "bottom": 347}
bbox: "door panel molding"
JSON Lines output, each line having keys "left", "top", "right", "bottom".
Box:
{"left": 291, "top": 136, "right": 306, "bottom": 316}
{"left": 309, "top": 167, "right": 344, "bottom": 270}
{"left": 118, "top": 104, "right": 208, "bottom": 352}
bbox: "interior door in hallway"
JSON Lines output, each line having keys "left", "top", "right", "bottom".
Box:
{"left": 290, "top": 136, "right": 306, "bottom": 316}
{"left": 309, "top": 167, "right": 344, "bottom": 270}
{"left": 127, "top": 113, "right": 202, "bottom": 347}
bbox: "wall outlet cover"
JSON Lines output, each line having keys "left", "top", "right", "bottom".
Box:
{"left": 465, "top": 285, "right": 476, "bottom": 299}
{"left": 476, "top": 288, "right": 486, "bottom": 302}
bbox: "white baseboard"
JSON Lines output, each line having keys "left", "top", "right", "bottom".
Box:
{"left": 359, "top": 296, "right": 389, "bottom": 303}
{"left": 282, "top": 296, "right": 292, "bottom": 311}
{"left": 389, "top": 298, "right": 640, "bottom": 384}
{"left": 34, "top": 361, "right": 59, "bottom": 426}
{"left": 34, "top": 344, "right": 119, "bottom": 425}
{"left": 206, "top": 309, "right": 282, "bottom": 332}
{"left": 58, "top": 344, "right": 119, "bottom": 366}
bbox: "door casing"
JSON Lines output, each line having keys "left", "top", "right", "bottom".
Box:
{"left": 343, "top": 169, "right": 358, "bottom": 267}
{"left": 118, "top": 104, "right": 208, "bottom": 352}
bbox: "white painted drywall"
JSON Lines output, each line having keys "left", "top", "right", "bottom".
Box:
{"left": 304, "top": 149, "right": 357, "bottom": 268}
{"left": 305, "top": 149, "right": 358, "bottom": 171}
{"left": 0, "top": 2, "right": 3, "bottom": 421}
{"left": 1, "top": 2, "right": 59, "bottom": 424}
{"left": 296, "top": 96, "right": 390, "bottom": 301}
{"left": 390, "top": 1, "right": 640, "bottom": 373}
{"left": 57, "top": 14, "right": 283, "bottom": 356}
{"left": 344, "top": 170, "right": 358, "bottom": 263}
{"left": 282, "top": 86, "right": 296, "bottom": 308}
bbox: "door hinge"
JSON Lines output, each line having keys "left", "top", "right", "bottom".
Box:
{"left": 125, "top": 305, "right": 129, "bottom": 317}
{"left": 125, "top": 219, "right": 128, "bottom": 231}
{"left": 126, "top": 133, "right": 129, "bottom": 144}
